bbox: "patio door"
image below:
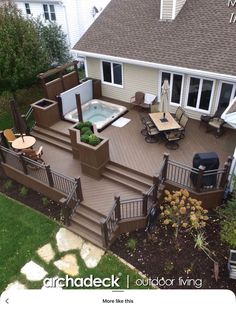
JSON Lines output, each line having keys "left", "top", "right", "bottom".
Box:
{"left": 217, "top": 82, "right": 236, "bottom": 115}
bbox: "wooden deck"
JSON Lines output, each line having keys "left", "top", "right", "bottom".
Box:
{"left": 35, "top": 109, "right": 236, "bottom": 215}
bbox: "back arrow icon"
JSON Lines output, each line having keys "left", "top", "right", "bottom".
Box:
{"left": 5, "top": 298, "right": 9, "bottom": 304}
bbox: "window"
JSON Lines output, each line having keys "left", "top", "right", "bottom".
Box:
{"left": 43, "top": 4, "right": 56, "bottom": 21}
{"left": 218, "top": 82, "right": 236, "bottom": 111}
{"left": 161, "top": 72, "right": 183, "bottom": 105}
{"left": 187, "top": 77, "right": 214, "bottom": 112}
{"left": 25, "top": 3, "right": 31, "bottom": 15}
{"left": 102, "top": 61, "right": 123, "bottom": 86}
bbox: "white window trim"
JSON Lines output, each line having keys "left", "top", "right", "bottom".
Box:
{"left": 185, "top": 75, "right": 215, "bottom": 114}
{"left": 216, "top": 81, "right": 236, "bottom": 109}
{"left": 160, "top": 71, "right": 184, "bottom": 106}
{"left": 100, "top": 60, "right": 123, "bottom": 88}
{"left": 43, "top": 4, "right": 56, "bottom": 21}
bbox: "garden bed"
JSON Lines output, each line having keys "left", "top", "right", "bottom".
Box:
{"left": 0, "top": 175, "right": 63, "bottom": 223}
{"left": 111, "top": 213, "right": 236, "bottom": 293}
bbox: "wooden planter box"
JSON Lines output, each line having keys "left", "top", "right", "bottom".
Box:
{"left": 31, "top": 98, "right": 60, "bottom": 128}
{"left": 69, "top": 126, "right": 110, "bottom": 178}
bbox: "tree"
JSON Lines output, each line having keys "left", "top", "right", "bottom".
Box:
{"left": 0, "top": 1, "right": 50, "bottom": 99}
{"left": 36, "top": 19, "right": 71, "bottom": 66}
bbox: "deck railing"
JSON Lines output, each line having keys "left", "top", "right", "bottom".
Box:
{"left": 25, "top": 107, "right": 35, "bottom": 132}
{"left": 160, "top": 153, "right": 233, "bottom": 193}
{"left": 0, "top": 145, "right": 83, "bottom": 222}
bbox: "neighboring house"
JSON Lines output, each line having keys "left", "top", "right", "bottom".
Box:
{"left": 73, "top": 0, "right": 236, "bottom": 120}
{"left": 14, "top": 0, "right": 111, "bottom": 54}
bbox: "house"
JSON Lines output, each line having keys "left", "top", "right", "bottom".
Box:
{"left": 14, "top": 0, "right": 111, "bottom": 53}
{"left": 72, "top": 0, "right": 236, "bottom": 120}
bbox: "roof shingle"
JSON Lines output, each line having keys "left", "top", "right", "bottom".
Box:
{"left": 74, "top": 0, "right": 236, "bottom": 77}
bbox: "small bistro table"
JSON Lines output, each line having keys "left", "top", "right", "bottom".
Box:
{"left": 12, "top": 136, "right": 36, "bottom": 150}
{"left": 149, "top": 112, "right": 181, "bottom": 132}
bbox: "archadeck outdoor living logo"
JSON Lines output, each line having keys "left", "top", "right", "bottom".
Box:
{"left": 228, "top": 0, "right": 236, "bottom": 23}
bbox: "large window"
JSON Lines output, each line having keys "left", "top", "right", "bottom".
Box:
{"left": 218, "top": 82, "right": 236, "bottom": 111}
{"left": 102, "top": 61, "right": 123, "bottom": 87}
{"left": 43, "top": 4, "right": 56, "bottom": 21}
{"left": 187, "top": 77, "right": 214, "bottom": 112}
{"left": 161, "top": 72, "right": 183, "bottom": 105}
{"left": 25, "top": 3, "right": 31, "bottom": 15}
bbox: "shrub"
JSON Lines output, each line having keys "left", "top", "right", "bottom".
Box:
{"left": 42, "top": 196, "right": 49, "bottom": 206}
{"left": 76, "top": 121, "right": 93, "bottom": 130}
{"left": 81, "top": 126, "right": 91, "bottom": 135}
{"left": 3, "top": 180, "right": 13, "bottom": 190}
{"left": 19, "top": 186, "right": 28, "bottom": 197}
{"left": 160, "top": 189, "right": 208, "bottom": 238}
{"left": 80, "top": 134, "right": 90, "bottom": 143}
{"left": 126, "top": 238, "right": 137, "bottom": 252}
{"left": 83, "top": 121, "right": 93, "bottom": 128}
{"left": 88, "top": 134, "right": 101, "bottom": 146}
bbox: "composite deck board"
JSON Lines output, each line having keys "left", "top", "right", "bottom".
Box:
{"left": 34, "top": 109, "right": 236, "bottom": 216}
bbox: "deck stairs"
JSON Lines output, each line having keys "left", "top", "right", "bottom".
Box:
{"left": 102, "top": 161, "right": 153, "bottom": 194}
{"left": 31, "top": 125, "right": 72, "bottom": 152}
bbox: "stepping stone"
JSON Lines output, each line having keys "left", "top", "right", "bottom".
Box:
{"left": 54, "top": 254, "right": 79, "bottom": 276}
{"left": 21, "top": 261, "right": 48, "bottom": 281}
{"left": 37, "top": 243, "right": 55, "bottom": 263}
{"left": 5, "top": 281, "right": 27, "bottom": 292}
{"left": 56, "top": 228, "right": 84, "bottom": 252}
{"left": 80, "top": 242, "right": 105, "bottom": 268}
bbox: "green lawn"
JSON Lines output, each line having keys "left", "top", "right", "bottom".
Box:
{"left": 0, "top": 194, "right": 147, "bottom": 292}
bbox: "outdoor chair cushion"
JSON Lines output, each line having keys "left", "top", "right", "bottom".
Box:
{"left": 144, "top": 93, "right": 156, "bottom": 105}
{"left": 208, "top": 118, "right": 225, "bottom": 129}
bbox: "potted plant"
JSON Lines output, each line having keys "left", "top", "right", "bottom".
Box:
{"left": 69, "top": 121, "right": 110, "bottom": 178}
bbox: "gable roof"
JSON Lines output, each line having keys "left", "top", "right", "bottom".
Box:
{"left": 74, "top": 0, "right": 236, "bottom": 78}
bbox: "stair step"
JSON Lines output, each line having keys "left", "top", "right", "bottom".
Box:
{"left": 102, "top": 171, "right": 148, "bottom": 193}
{"left": 33, "top": 126, "right": 71, "bottom": 144}
{"left": 69, "top": 221, "right": 104, "bottom": 248}
{"left": 75, "top": 205, "right": 106, "bottom": 223}
{"left": 72, "top": 212, "right": 102, "bottom": 234}
{"left": 31, "top": 131, "right": 72, "bottom": 152}
{"left": 108, "top": 161, "right": 153, "bottom": 182}
{"left": 105, "top": 163, "right": 153, "bottom": 188}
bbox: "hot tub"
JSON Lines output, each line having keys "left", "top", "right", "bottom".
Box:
{"left": 64, "top": 99, "right": 128, "bottom": 131}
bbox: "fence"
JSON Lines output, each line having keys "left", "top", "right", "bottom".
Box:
{"left": 0, "top": 145, "right": 83, "bottom": 224}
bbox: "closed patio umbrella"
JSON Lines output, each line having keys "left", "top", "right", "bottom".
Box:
{"left": 160, "top": 79, "right": 170, "bottom": 112}
{"left": 9, "top": 99, "right": 28, "bottom": 141}
{"left": 221, "top": 97, "right": 236, "bottom": 129}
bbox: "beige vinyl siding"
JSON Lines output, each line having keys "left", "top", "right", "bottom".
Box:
{"left": 87, "top": 57, "right": 158, "bottom": 103}
{"left": 161, "top": 0, "right": 174, "bottom": 20}
{"left": 175, "top": 0, "right": 187, "bottom": 17}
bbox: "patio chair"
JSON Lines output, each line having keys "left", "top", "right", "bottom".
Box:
{"left": 22, "top": 146, "right": 44, "bottom": 163}
{"left": 139, "top": 113, "right": 155, "bottom": 136}
{"left": 164, "top": 129, "right": 182, "bottom": 150}
{"left": 130, "top": 92, "right": 157, "bottom": 110}
{"left": 174, "top": 106, "right": 184, "bottom": 122}
{"left": 3, "top": 129, "right": 25, "bottom": 144}
{"left": 178, "top": 114, "right": 189, "bottom": 138}
{"left": 228, "top": 249, "right": 236, "bottom": 280}
{"left": 145, "top": 124, "right": 160, "bottom": 143}
{"left": 207, "top": 117, "right": 225, "bottom": 137}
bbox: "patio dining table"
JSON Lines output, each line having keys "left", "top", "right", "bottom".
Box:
{"left": 149, "top": 112, "right": 181, "bottom": 132}
{"left": 12, "top": 136, "right": 36, "bottom": 150}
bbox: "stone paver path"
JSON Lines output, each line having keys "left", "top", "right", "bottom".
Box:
{"left": 6, "top": 228, "right": 106, "bottom": 290}
{"left": 5, "top": 281, "right": 27, "bottom": 292}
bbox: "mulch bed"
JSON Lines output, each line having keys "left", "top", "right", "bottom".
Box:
{"left": 0, "top": 170, "right": 62, "bottom": 222}
{"left": 111, "top": 214, "right": 236, "bottom": 293}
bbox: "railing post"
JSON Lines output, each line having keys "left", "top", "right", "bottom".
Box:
{"left": 162, "top": 153, "right": 169, "bottom": 181}
{"left": 114, "top": 196, "right": 121, "bottom": 221}
{"left": 153, "top": 175, "right": 160, "bottom": 202}
{"left": 0, "top": 145, "right": 6, "bottom": 163}
{"left": 60, "top": 198, "right": 71, "bottom": 226}
{"left": 19, "top": 153, "right": 28, "bottom": 175}
{"left": 101, "top": 218, "right": 109, "bottom": 248}
{"left": 75, "top": 177, "right": 83, "bottom": 201}
{"left": 142, "top": 193, "right": 148, "bottom": 216}
{"left": 219, "top": 161, "right": 231, "bottom": 189}
{"left": 196, "top": 165, "right": 206, "bottom": 193}
{"left": 45, "top": 165, "right": 54, "bottom": 187}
